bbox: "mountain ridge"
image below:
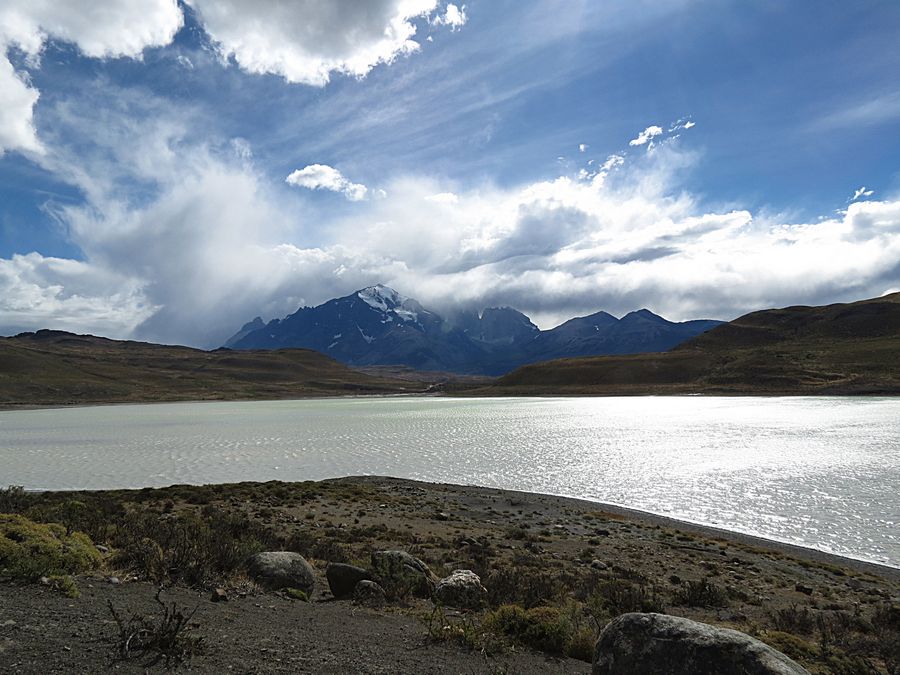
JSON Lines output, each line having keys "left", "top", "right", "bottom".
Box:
{"left": 472, "top": 292, "right": 900, "bottom": 395}
{"left": 225, "top": 285, "right": 722, "bottom": 375}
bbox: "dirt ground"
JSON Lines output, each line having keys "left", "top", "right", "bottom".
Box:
{"left": 1, "top": 476, "right": 898, "bottom": 673}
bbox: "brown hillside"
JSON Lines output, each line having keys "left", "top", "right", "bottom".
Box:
{"left": 474, "top": 293, "right": 900, "bottom": 395}
{"left": 0, "top": 330, "right": 420, "bottom": 406}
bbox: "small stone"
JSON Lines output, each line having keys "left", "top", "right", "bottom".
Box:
{"left": 795, "top": 583, "right": 814, "bottom": 595}
{"left": 95, "top": 544, "right": 109, "bottom": 554}
{"left": 247, "top": 552, "right": 315, "bottom": 594}
{"left": 434, "top": 511, "right": 450, "bottom": 521}
{"left": 371, "top": 550, "right": 438, "bottom": 599}
{"left": 591, "top": 559, "right": 608, "bottom": 570}
{"left": 434, "top": 570, "right": 487, "bottom": 610}
{"left": 326, "top": 563, "right": 372, "bottom": 600}
{"left": 107, "top": 576, "right": 121, "bottom": 585}
{"left": 353, "top": 580, "right": 386, "bottom": 608}
{"left": 211, "top": 588, "right": 228, "bottom": 602}
{"left": 39, "top": 576, "right": 51, "bottom": 586}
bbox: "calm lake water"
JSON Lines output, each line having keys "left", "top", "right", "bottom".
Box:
{"left": 1, "top": 396, "right": 898, "bottom": 566}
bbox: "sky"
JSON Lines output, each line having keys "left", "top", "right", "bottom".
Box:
{"left": 1, "top": 0, "right": 900, "bottom": 347}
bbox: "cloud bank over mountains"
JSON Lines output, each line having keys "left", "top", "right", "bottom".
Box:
{"left": 2, "top": 90, "right": 899, "bottom": 347}
{"left": 1, "top": 1, "right": 899, "bottom": 348}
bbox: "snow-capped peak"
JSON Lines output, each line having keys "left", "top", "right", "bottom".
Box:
{"left": 356, "top": 284, "right": 420, "bottom": 324}
{"left": 357, "top": 284, "right": 407, "bottom": 312}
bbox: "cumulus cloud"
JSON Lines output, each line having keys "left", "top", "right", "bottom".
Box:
{"left": 186, "top": 0, "right": 448, "bottom": 85}
{"left": 0, "top": 0, "right": 183, "bottom": 155}
{"left": 0, "top": 0, "right": 464, "bottom": 155}
{"left": 432, "top": 3, "right": 467, "bottom": 31}
{"left": 286, "top": 164, "right": 368, "bottom": 201}
{"left": 3, "top": 97, "right": 900, "bottom": 345}
{"left": 629, "top": 125, "right": 664, "bottom": 147}
{"left": 0, "top": 252, "right": 155, "bottom": 337}
{"left": 0, "top": 55, "right": 42, "bottom": 155}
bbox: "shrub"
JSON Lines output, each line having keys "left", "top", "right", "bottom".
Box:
{"left": 672, "top": 578, "right": 729, "bottom": 608}
{"left": 485, "top": 566, "right": 566, "bottom": 608}
{"left": 0, "top": 485, "right": 28, "bottom": 513}
{"left": 0, "top": 513, "right": 101, "bottom": 581}
{"left": 113, "top": 507, "right": 275, "bottom": 586}
{"left": 108, "top": 589, "right": 202, "bottom": 667}
{"left": 487, "top": 605, "right": 569, "bottom": 655}
{"left": 587, "top": 579, "right": 665, "bottom": 622}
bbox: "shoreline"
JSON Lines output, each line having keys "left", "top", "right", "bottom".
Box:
{"left": 16, "top": 473, "right": 899, "bottom": 581}
{"left": 340, "top": 477, "right": 900, "bottom": 581}
{"left": 3, "top": 390, "right": 899, "bottom": 413}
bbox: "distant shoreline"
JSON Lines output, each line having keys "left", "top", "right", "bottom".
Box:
{"left": 3, "top": 389, "right": 899, "bottom": 413}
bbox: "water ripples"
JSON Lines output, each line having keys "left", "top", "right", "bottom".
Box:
{"left": 1, "top": 396, "right": 897, "bottom": 566}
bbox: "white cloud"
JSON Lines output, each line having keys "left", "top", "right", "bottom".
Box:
{"left": 629, "top": 125, "right": 664, "bottom": 147}
{"left": 286, "top": 164, "right": 368, "bottom": 201}
{"left": 425, "top": 191, "right": 459, "bottom": 203}
{"left": 0, "top": 252, "right": 155, "bottom": 337}
{"left": 851, "top": 186, "right": 874, "bottom": 201}
{"left": 432, "top": 4, "right": 467, "bottom": 31}
{"left": 0, "top": 55, "right": 42, "bottom": 155}
{"left": 578, "top": 143, "right": 588, "bottom": 152}
{"left": 0, "top": 0, "right": 183, "bottom": 155}
{"left": 185, "top": 0, "right": 444, "bottom": 86}
{"left": 4, "top": 98, "right": 900, "bottom": 346}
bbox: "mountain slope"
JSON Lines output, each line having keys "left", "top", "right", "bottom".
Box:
{"left": 475, "top": 293, "right": 900, "bottom": 395}
{"left": 0, "top": 330, "right": 419, "bottom": 406}
{"left": 227, "top": 285, "right": 721, "bottom": 375}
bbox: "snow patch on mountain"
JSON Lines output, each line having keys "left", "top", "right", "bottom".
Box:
{"left": 358, "top": 284, "right": 406, "bottom": 312}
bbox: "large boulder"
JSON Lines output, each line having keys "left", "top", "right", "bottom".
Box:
{"left": 371, "top": 550, "right": 439, "bottom": 599}
{"left": 247, "top": 552, "right": 315, "bottom": 594}
{"left": 434, "top": 569, "right": 487, "bottom": 609}
{"left": 326, "top": 563, "right": 372, "bottom": 599}
{"left": 593, "top": 613, "right": 809, "bottom": 675}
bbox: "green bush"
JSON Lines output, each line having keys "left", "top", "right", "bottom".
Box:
{"left": 672, "top": 577, "right": 729, "bottom": 608}
{"left": 486, "top": 604, "right": 570, "bottom": 655}
{"left": 0, "top": 513, "right": 101, "bottom": 580}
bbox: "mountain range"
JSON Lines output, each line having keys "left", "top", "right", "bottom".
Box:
{"left": 224, "top": 285, "right": 722, "bottom": 375}
{"left": 482, "top": 292, "right": 900, "bottom": 395}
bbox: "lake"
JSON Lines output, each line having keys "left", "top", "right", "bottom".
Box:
{"left": 1, "top": 396, "right": 898, "bottom": 567}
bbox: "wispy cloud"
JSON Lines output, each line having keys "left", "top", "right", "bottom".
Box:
{"left": 629, "top": 125, "right": 663, "bottom": 147}
{"left": 815, "top": 90, "right": 900, "bottom": 131}
{"left": 851, "top": 186, "right": 874, "bottom": 201}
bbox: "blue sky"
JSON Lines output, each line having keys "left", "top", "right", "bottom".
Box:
{"left": 2, "top": 0, "right": 900, "bottom": 346}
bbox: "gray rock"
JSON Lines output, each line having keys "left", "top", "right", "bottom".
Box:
{"left": 371, "top": 550, "right": 439, "bottom": 599}
{"left": 326, "top": 563, "right": 372, "bottom": 599}
{"left": 593, "top": 612, "right": 810, "bottom": 675}
{"left": 353, "top": 580, "right": 386, "bottom": 608}
{"left": 210, "top": 587, "right": 228, "bottom": 602}
{"left": 247, "top": 551, "right": 315, "bottom": 594}
{"left": 434, "top": 570, "right": 487, "bottom": 609}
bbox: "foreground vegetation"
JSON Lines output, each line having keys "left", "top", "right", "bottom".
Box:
{"left": 1, "top": 478, "right": 898, "bottom": 673}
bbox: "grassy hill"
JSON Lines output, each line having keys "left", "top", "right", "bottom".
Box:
{"left": 471, "top": 293, "right": 900, "bottom": 395}
{"left": 0, "top": 330, "right": 422, "bottom": 406}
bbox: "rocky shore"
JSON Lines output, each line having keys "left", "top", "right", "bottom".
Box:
{"left": 1, "top": 476, "right": 897, "bottom": 673}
